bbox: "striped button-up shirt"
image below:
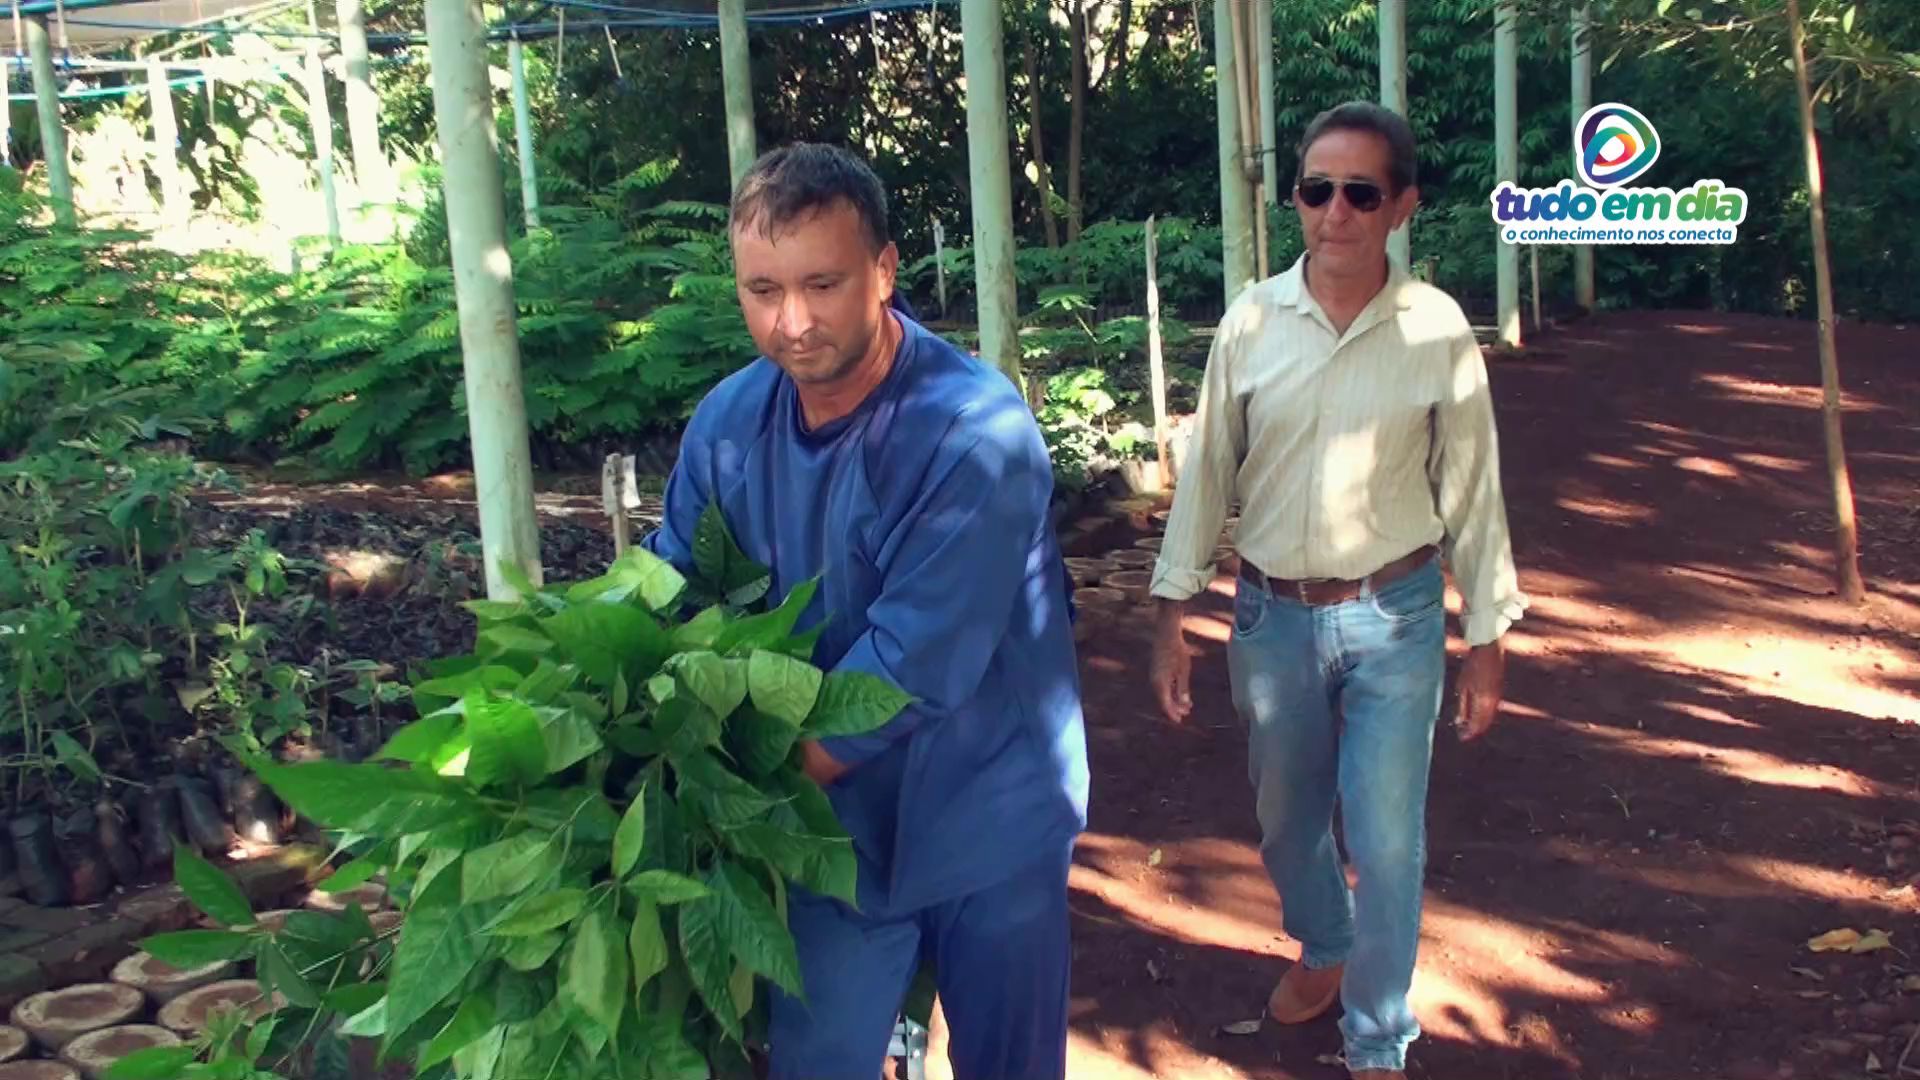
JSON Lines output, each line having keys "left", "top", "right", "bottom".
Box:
{"left": 1150, "top": 254, "right": 1528, "bottom": 646}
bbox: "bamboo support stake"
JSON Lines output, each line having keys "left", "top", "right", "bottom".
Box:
{"left": 1146, "top": 215, "right": 1170, "bottom": 491}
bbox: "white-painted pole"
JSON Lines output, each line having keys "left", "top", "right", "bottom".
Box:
{"left": 302, "top": 0, "right": 340, "bottom": 247}
{"left": 719, "top": 0, "right": 756, "bottom": 190}
{"left": 26, "top": 17, "right": 73, "bottom": 226}
{"left": 508, "top": 37, "right": 540, "bottom": 228}
{"left": 424, "top": 0, "right": 544, "bottom": 600}
{"left": 1571, "top": 1, "right": 1596, "bottom": 311}
{"left": 932, "top": 217, "right": 947, "bottom": 316}
{"left": 1380, "top": 0, "right": 1410, "bottom": 270}
{"left": 1146, "top": 215, "right": 1170, "bottom": 491}
{"left": 1255, "top": 0, "right": 1276, "bottom": 213}
{"left": 959, "top": 0, "right": 1021, "bottom": 382}
{"left": 146, "top": 59, "right": 188, "bottom": 230}
{"left": 1213, "top": 0, "right": 1255, "bottom": 303}
{"left": 1494, "top": 0, "right": 1521, "bottom": 349}
{"left": 334, "top": 0, "right": 389, "bottom": 207}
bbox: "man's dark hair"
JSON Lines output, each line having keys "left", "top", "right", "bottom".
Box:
{"left": 730, "top": 143, "right": 891, "bottom": 253}
{"left": 1295, "top": 101, "right": 1418, "bottom": 193}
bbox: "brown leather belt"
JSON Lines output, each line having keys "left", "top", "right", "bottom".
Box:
{"left": 1239, "top": 544, "right": 1439, "bottom": 606}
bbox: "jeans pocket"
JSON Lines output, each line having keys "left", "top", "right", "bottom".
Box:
{"left": 1367, "top": 565, "right": 1443, "bottom": 624}
{"left": 1233, "top": 584, "right": 1272, "bottom": 637}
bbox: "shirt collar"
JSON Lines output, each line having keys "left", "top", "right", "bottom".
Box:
{"left": 1276, "top": 252, "right": 1418, "bottom": 316}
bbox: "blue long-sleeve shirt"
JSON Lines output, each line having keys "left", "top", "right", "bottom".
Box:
{"left": 643, "top": 316, "right": 1090, "bottom": 916}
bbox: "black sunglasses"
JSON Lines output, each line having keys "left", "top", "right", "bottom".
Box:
{"left": 1295, "top": 176, "right": 1387, "bottom": 213}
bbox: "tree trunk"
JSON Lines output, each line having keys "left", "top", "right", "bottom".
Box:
{"left": 1066, "top": 0, "right": 1087, "bottom": 246}
{"left": 1023, "top": 38, "right": 1061, "bottom": 249}
{"left": 1786, "top": 0, "right": 1865, "bottom": 603}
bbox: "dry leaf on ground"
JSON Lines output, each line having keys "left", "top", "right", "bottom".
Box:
{"left": 1218, "top": 1019, "right": 1262, "bottom": 1036}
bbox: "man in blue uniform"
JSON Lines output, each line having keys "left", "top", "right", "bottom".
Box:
{"left": 642, "top": 143, "right": 1089, "bottom": 1080}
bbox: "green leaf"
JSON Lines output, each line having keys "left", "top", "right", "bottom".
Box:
{"left": 626, "top": 869, "right": 712, "bottom": 905}
{"left": 539, "top": 603, "right": 671, "bottom": 691}
{"left": 747, "top": 649, "right": 823, "bottom": 726}
{"left": 656, "top": 696, "right": 723, "bottom": 758}
{"left": 672, "top": 605, "right": 727, "bottom": 650}
{"left": 677, "top": 897, "right": 739, "bottom": 1040}
{"left": 412, "top": 664, "right": 522, "bottom": 704}
{"left": 805, "top": 670, "right": 913, "bottom": 738}
{"left": 628, "top": 896, "right": 668, "bottom": 998}
{"left": 104, "top": 1046, "right": 199, "bottom": 1080}
{"left": 256, "top": 760, "right": 481, "bottom": 835}
{"left": 729, "top": 959, "right": 755, "bottom": 1019}
{"left": 461, "top": 599, "right": 526, "bottom": 622}
{"left": 462, "top": 832, "right": 561, "bottom": 903}
{"left": 318, "top": 844, "right": 390, "bottom": 893}
{"left": 564, "top": 907, "right": 627, "bottom": 1042}
{"left": 774, "top": 768, "right": 848, "bottom": 843}
{"left": 612, "top": 778, "right": 648, "bottom": 879}
{"left": 538, "top": 706, "right": 603, "bottom": 774}
{"left": 674, "top": 750, "right": 784, "bottom": 823}
{"left": 480, "top": 624, "right": 553, "bottom": 656}
{"left": 323, "top": 982, "right": 387, "bottom": 1016}
{"left": 730, "top": 706, "right": 802, "bottom": 777}
{"left": 487, "top": 887, "right": 588, "bottom": 936}
{"left": 375, "top": 710, "right": 462, "bottom": 764}
{"left": 140, "top": 929, "right": 257, "bottom": 968}
{"left": 671, "top": 651, "right": 748, "bottom": 718}
{"left": 419, "top": 993, "right": 496, "bottom": 1070}
{"left": 722, "top": 822, "right": 856, "bottom": 904}
{"left": 501, "top": 930, "right": 564, "bottom": 972}
{"left": 523, "top": 787, "right": 620, "bottom": 843}
{"left": 692, "top": 502, "right": 736, "bottom": 587}
{"left": 1843, "top": 4, "right": 1857, "bottom": 33}
{"left": 463, "top": 691, "right": 549, "bottom": 788}
{"left": 641, "top": 776, "right": 688, "bottom": 872}
{"left": 491, "top": 969, "right": 546, "bottom": 1023}
{"left": 261, "top": 943, "right": 321, "bottom": 1007}
{"left": 174, "top": 845, "right": 255, "bottom": 927}
{"left": 607, "top": 546, "right": 690, "bottom": 612}
{"left": 1656, "top": 0, "right": 1675, "bottom": 14}
{"left": 385, "top": 860, "right": 484, "bottom": 1048}
{"left": 339, "top": 996, "right": 388, "bottom": 1038}
{"left": 713, "top": 579, "right": 817, "bottom": 655}
{"left": 49, "top": 730, "right": 100, "bottom": 783}
{"left": 452, "top": 1024, "right": 507, "bottom": 1080}
{"left": 712, "top": 862, "right": 802, "bottom": 995}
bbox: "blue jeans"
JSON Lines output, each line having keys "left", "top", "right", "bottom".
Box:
{"left": 1228, "top": 554, "right": 1446, "bottom": 1074}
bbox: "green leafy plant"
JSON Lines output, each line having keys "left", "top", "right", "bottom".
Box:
{"left": 149, "top": 506, "right": 908, "bottom": 1078}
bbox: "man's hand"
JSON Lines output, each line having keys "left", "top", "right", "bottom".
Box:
{"left": 800, "top": 741, "right": 850, "bottom": 787}
{"left": 1151, "top": 602, "right": 1194, "bottom": 724}
{"left": 1454, "top": 639, "right": 1506, "bottom": 741}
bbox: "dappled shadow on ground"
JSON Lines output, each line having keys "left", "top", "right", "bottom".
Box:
{"left": 1057, "top": 312, "right": 1920, "bottom": 1080}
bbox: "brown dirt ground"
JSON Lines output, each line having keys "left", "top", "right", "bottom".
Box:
{"left": 1049, "top": 311, "right": 1920, "bottom": 1080}
{"left": 183, "top": 310, "right": 1919, "bottom": 1080}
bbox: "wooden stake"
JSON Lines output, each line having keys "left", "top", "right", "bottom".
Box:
{"left": 932, "top": 218, "right": 946, "bottom": 316}
{"left": 1530, "top": 244, "right": 1541, "bottom": 333}
{"left": 602, "top": 453, "right": 630, "bottom": 556}
{"left": 1146, "top": 215, "right": 1170, "bottom": 491}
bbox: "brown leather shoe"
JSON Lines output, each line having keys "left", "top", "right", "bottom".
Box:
{"left": 1266, "top": 960, "right": 1343, "bottom": 1024}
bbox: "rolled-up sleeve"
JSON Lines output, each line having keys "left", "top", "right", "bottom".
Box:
{"left": 1429, "top": 329, "right": 1528, "bottom": 645}
{"left": 1150, "top": 304, "right": 1249, "bottom": 602}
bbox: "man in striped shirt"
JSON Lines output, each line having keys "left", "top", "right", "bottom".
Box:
{"left": 1148, "top": 102, "right": 1528, "bottom": 1080}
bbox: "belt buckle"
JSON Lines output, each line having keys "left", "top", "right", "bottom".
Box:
{"left": 1294, "top": 578, "right": 1323, "bottom": 605}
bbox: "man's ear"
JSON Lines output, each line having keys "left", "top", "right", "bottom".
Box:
{"left": 877, "top": 241, "right": 900, "bottom": 294}
{"left": 1392, "top": 185, "right": 1421, "bottom": 231}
